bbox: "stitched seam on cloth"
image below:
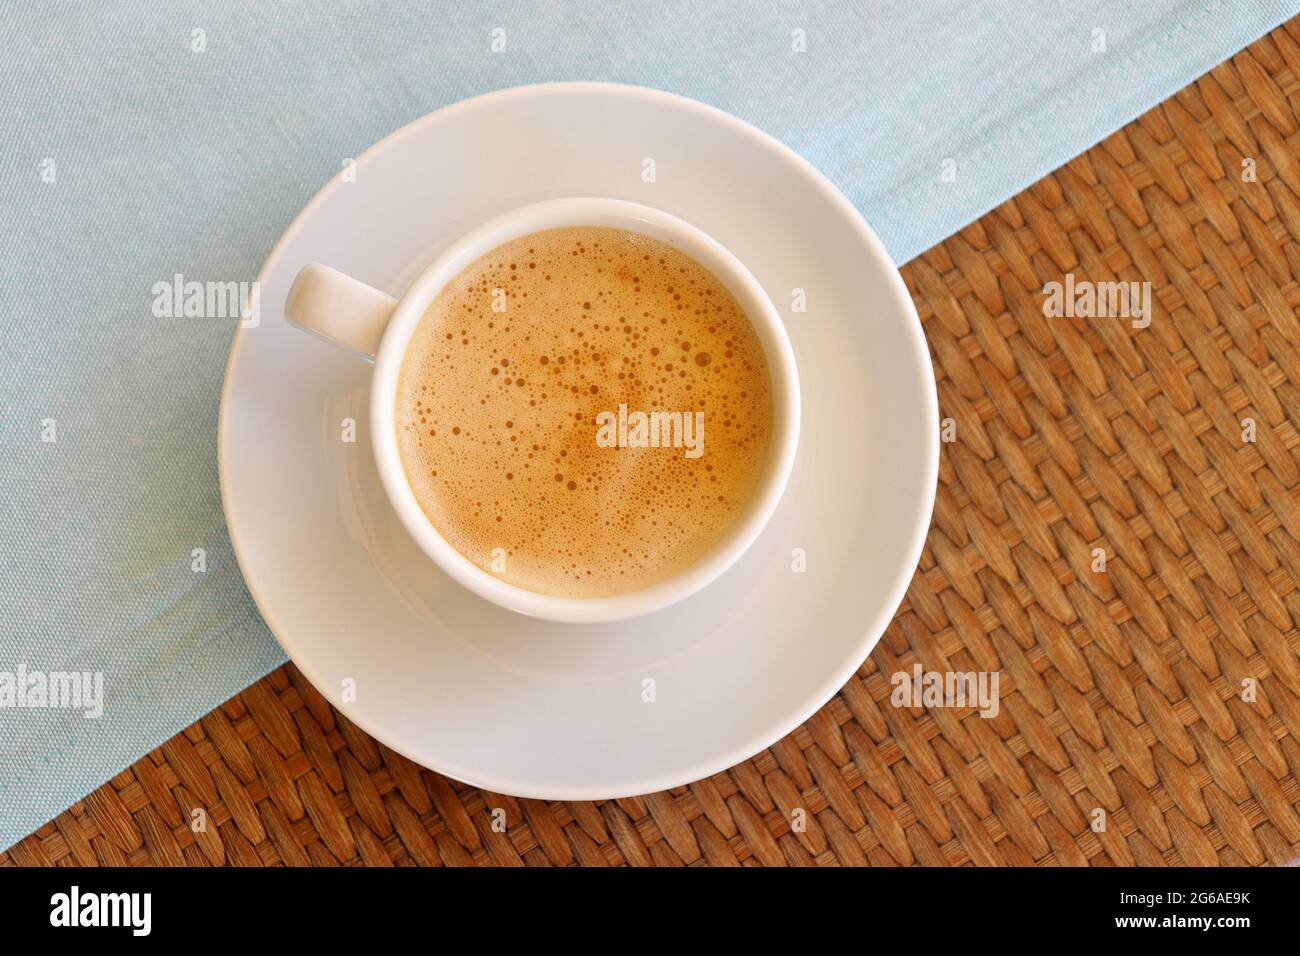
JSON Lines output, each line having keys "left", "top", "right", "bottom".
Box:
{"left": 0, "top": 600, "right": 283, "bottom": 852}
{"left": 0, "top": 595, "right": 267, "bottom": 797}
{"left": 872, "top": 0, "right": 1230, "bottom": 214}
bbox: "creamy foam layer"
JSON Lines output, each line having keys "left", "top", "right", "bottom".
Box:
{"left": 396, "top": 225, "right": 773, "bottom": 598}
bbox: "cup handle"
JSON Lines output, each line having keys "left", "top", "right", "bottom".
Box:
{"left": 284, "top": 263, "right": 398, "bottom": 362}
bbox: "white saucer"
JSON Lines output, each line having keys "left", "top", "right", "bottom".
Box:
{"left": 219, "top": 83, "right": 937, "bottom": 800}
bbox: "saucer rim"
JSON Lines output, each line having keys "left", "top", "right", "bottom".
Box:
{"left": 218, "top": 81, "right": 939, "bottom": 800}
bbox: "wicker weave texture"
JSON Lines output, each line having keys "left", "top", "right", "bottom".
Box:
{"left": 6, "top": 21, "right": 1300, "bottom": 867}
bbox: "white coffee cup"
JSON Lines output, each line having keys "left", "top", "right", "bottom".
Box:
{"left": 285, "top": 197, "right": 799, "bottom": 622}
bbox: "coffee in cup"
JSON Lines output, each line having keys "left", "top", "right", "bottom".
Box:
{"left": 394, "top": 226, "right": 773, "bottom": 598}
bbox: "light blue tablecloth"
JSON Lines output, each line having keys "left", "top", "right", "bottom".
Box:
{"left": 1, "top": 0, "right": 1295, "bottom": 850}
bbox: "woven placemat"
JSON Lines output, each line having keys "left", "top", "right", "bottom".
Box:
{"left": 7, "top": 20, "right": 1300, "bottom": 868}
